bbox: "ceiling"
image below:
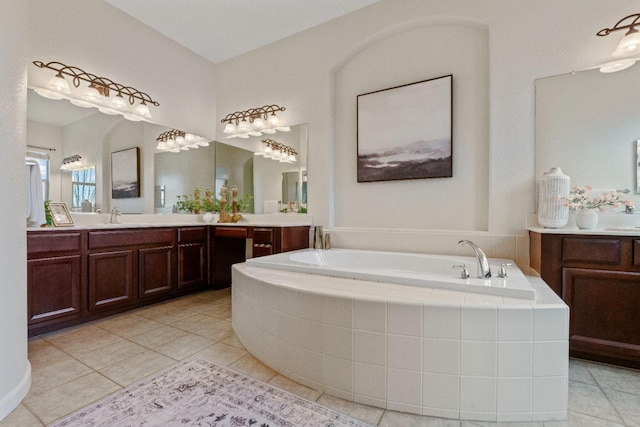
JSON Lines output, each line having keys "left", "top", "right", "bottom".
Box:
{"left": 103, "top": 0, "right": 381, "bottom": 64}
{"left": 27, "top": 1, "right": 381, "bottom": 126}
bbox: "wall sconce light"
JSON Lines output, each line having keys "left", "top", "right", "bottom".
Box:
{"left": 155, "top": 129, "right": 210, "bottom": 153}
{"left": 597, "top": 13, "right": 640, "bottom": 72}
{"left": 255, "top": 139, "right": 297, "bottom": 163}
{"left": 31, "top": 60, "right": 159, "bottom": 121}
{"left": 60, "top": 154, "right": 84, "bottom": 171}
{"left": 221, "top": 105, "right": 290, "bottom": 139}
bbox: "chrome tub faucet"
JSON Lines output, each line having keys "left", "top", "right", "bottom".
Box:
{"left": 458, "top": 240, "right": 491, "bottom": 278}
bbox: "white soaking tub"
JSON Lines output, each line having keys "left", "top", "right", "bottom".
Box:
{"left": 233, "top": 248, "right": 569, "bottom": 422}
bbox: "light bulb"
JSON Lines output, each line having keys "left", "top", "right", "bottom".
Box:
{"left": 613, "top": 31, "right": 640, "bottom": 57}
{"left": 237, "top": 120, "right": 251, "bottom": 132}
{"left": 34, "top": 88, "right": 65, "bottom": 100}
{"left": 599, "top": 58, "right": 636, "bottom": 73}
{"left": 82, "top": 85, "right": 102, "bottom": 103}
{"left": 111, "top": 93, "right": 128, "bottom": 111}
{"left": 48, "top": 72, "right": 70, "bottom": 94}
{"left": 223, "top": 123, "right": 237, "bottom": 134}
{"left": 252, "top": 117, "right": 265, "bottom": 129}
{"left": 134, "top": 101, "right": 151, "bottom": 119}
{"left": 267, "top": 114, "right": 279, "bottom": 127}
{"left": 176, "top": 135, "right": 186, "bottom": 145}
{"left": 185, "top": 133, "right": 195, "bottom": 143}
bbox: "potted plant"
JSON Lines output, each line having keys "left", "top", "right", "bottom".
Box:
{"left": 561, "top": 186, "right": 632, "bottom": 229}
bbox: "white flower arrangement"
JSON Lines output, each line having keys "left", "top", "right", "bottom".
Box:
{"left": 560, "top": 185, "right": 632, "bottom": 211}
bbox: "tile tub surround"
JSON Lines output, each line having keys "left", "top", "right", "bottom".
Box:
{"left": 232, "top": 264, "right": 569, "bottom": 422}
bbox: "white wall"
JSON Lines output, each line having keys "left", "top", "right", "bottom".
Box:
{"left": 0, "top": 0, "right": 30, "bottom": 420}
{"left": 27, "top": 0, "right": 217, "bottom": 139}
{"left": 215, "top": 0, "right": 635, "bottom": 267}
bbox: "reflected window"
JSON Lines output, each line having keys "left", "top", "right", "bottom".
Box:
{"left": 72, "top": 166, "right": 96, "bottom": 209}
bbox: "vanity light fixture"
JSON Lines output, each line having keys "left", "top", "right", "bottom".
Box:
{"left": 31, "top": 60, "right": 159, "bottom": 121}
{"left": 155, "top": 129, "right": 210, "bottom": 153}
{"left": 255, "top": 139, "right": 297, "bottom": 163}
{"left": 60, "top": 154, "right": 84, "bottom": 171}
{"left": 221, "top": 105, "right": 290, "bottom": 139}
{"left": 597, "top": 13, "right": 640, "bottom": 72}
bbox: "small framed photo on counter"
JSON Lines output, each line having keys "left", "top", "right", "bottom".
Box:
{"left": 49, "top": 202, "right": 74, "bottom": 226}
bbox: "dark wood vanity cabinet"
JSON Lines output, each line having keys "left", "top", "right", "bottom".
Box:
{"left": 211, "top": 225, "right": 310, "bottom": 288}
{"left": 27, "top": 224, "right": 309, "bottom": 336}
{"left": 530, "top": 232, "right": 640, "bottom": 368}
{"left": 87, "top": 228, "right": 176, "bottom": 312}
{"left": 27, "top": 231, "right": 84, "bottom": 332}
{"left": 177, "top": 226, "right": 209, "bottom": 291}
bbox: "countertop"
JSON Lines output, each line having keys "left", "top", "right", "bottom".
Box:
{"left": 27, "top": 213, "right": 313, "bottom": 231}
{"left": 526, "top": 213, "right": 640, "bottom": 236}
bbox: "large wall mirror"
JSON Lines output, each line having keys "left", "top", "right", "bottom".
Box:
{"left": 155, "top": 124, "right": 307, "bottom": 214}
{"left": 535, "top": 66, "right": 640, "bottom": 204}
{"left": 27, "top": 89, "right": 308, "bottom": 214}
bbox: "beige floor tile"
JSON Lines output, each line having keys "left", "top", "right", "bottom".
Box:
{"left": 588, "top": 362, "right": 640, "bottom": 395}
{"left": 268, "top": 374, "right": 322, "bottom": 402}
{"left": 153, "top": 333, "right": 214, "bottom": 360}
{"left": 74, "top": 339, "right": 148, "bottom": 370}
{"left": 229, "top": 354, "right": 277, "bottom": 382}
{"left": 567, "top": 380, "right": 625, "bottom": 424}
{"left": 28, "top": 357, "right": 93, "bottom": 398}
{"left": 195, "top": 342, "right": 247, "bottom": 366}
{"left": 93, "top": 312, "right": 164, "bottom": 338}
{"left": 190, "top": 319, "right": 235, "bottom": 342}
{"left": 603, "top": 387, "right": 640, "bottom": 427}
{"left": 543, "top": 411, "right": 626, "bottom": 426}
{"left": 317, "top": 394, "right": 384, "bottom": 425}
{"left": 98, "top": 350, "right": 175, "bottom": 386}
{"left": 221, "top": 334, "right": 245, "bottom": 349}
{"left": 136, "top": 306, "right": 196, "bottom": 324}
{"left": 171, "top": 313, "right": 218, "bottom": 334}
{"left": 381, "top": 410, "right": 461, "bottom": 426}
{"left": 23, "top": 372, "right": 120, "bottom": 425}
{"left": 0, "top": 404, "right": 44, "bottom": 427}
{"left": 28, "top": 338, "right": 71, "bottom": 370}
{"left": 42, "top": 325, "right": 122, "bottom": 356}
{"left": 200, "top": 302, "right": 232, "bottom": 320}
{"left": 128, "top": 324, "right": 189, "bottom": 348}
{"left": 568, "top": 358, "right": 598, "bottom": 386}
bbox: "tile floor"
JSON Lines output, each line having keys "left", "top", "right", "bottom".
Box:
{"left": 1, "top": 288, "right": 639, "bottom": 427}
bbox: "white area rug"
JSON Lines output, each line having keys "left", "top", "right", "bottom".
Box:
{"left": 50, "top": 356, "right": 374, "bottom": 427}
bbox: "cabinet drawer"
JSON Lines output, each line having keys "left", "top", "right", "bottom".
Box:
{"left": 214, "top": 227, "right": 247, "bottom": 238}
{"left": 89, "top": 228, "right": 174, "bottom": 250}
{"left": 562, "top": 237, "right": 621, "bottom": 264}
{"left": 28, "top": 232, "right": 82, "bottom": 256}
{"left": 253, "top": 228, "right": 274, "bottom": 244}
{"left": 178, "top": 226, "right": 207, "bottom": 243}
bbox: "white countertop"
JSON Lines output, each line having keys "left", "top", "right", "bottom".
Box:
{"left": 526, "top": 213, "right": 640, "bottom": 236}
{"left": 27, "top": 213, "right": 313, "bottom": 231}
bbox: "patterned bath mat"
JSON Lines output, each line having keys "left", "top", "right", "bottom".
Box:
{"left": 50, "top": 356, "right": 374, "bottom": 427}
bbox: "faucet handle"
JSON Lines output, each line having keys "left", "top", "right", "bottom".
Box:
{"left": 497, "top": 263, "right": 513, "bottom": 278}
{"left": 452, "top": 264, "right": 470, "bottom": 279}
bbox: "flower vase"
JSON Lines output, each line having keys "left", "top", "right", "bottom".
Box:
{"left": 203, "top": 212, "right": 215, "bottom": 224}
{"left": 575, "top": 209, "right": 598, "bottom": 229}
{"left": 538, "top": 167, "right": 570, "bottom": 228}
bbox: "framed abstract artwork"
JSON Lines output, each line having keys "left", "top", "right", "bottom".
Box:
{"left": 357, "top": 74, "right": 453, "bottom": 182}
{"left": 111, "top": 147, "right": 140, "bottom": 199}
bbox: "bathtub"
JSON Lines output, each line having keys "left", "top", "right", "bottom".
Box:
{"left": 246, "top": 248, "right": 536, "bottom": 300}
{"left": 233, "top": 248, "right": 569, "bottom": 422}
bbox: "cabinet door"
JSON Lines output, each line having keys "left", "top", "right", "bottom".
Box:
{"left": 139, "top": 246, "right": 175, "bottom": 299}
{"left": 178, "top": 243, "right": 207, "bottom": 290}
{"left": 563, "top": 267, "right": 640, "bottom": 367}
{"left": 88, "top": 250, "right": 134, "bottom": 311}
{"left": 27, "top": 255, "right": 81, "bottom": 325}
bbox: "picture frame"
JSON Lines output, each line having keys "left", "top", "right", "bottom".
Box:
{"left": 111, "top": 147, "right": 140, "bottom": 199}
{"left": 357, "top": 75, "right": 453, "bottom": 183}
{"left": 49, "top": 202, "right": 74, "bottom": 227}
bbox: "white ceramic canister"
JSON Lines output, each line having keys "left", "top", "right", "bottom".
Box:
{"left": 538, "top": 167, "right": 570, "bottom": 228}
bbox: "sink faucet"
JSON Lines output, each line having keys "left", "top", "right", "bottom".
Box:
{"left": 458, "top": 240, "right": 491, "bottom": 278}
{"left": 109, "top": 207, "right": 121, "bottom": 224}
